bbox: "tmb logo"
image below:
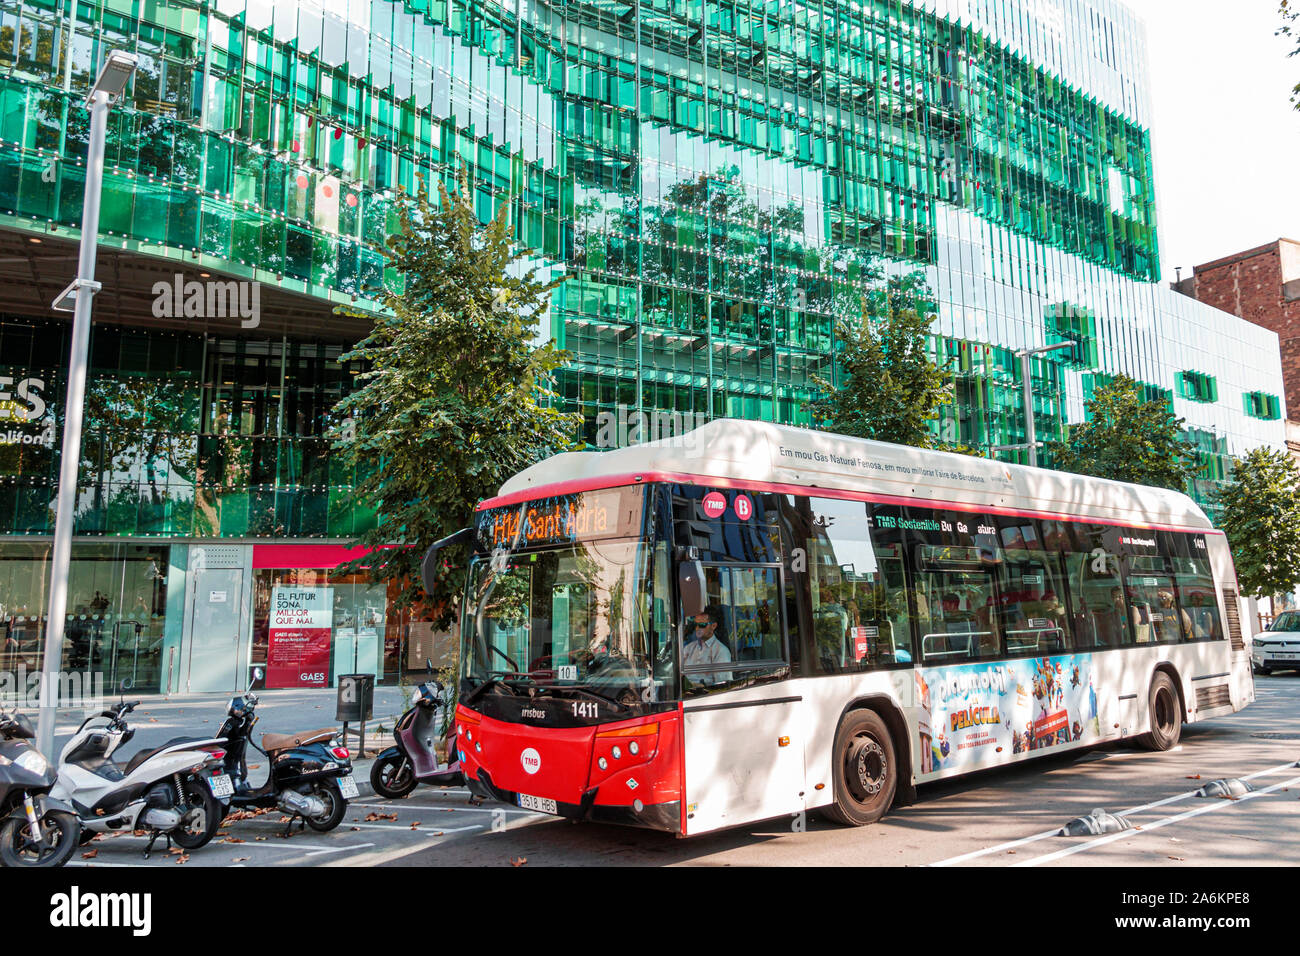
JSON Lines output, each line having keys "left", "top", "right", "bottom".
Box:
{"left": 49, "top": 887, "right": 152, "bottom": 937}
{"left": 520, "top": 747, "right": 541, "bottom": 775}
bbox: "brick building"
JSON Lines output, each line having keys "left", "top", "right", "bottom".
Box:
{"left": 1176, "top": 239, "right": 1300, "bottom": 417}
{"left": 1175, "top": 239, "right": 1300, "bottom": 620}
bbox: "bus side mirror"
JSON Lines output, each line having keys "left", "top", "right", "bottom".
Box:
{"left": 421, "top": 527, "right": 475, "bottom": 594}
{"left": 679, "top": 560, "right": 706, "bottom": 618}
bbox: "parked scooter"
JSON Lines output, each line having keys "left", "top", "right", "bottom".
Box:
{"left": 0, "top": 705, "right": 81, "bottom": 867}
{"left": 52, "top": 693, "right": 230, "bottom": 858}
{"left": 370, "top": 664, "right": 462, "bottom": 798}
{"left": 215, "top": 679, "right": 357, "bottom": 836}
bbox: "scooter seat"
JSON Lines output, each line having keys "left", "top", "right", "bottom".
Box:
{"left": 124, "top": 737, "right": 208, "bottom": 775}
{"left": 262, "top": 728, "right": 335, "bottom": 753}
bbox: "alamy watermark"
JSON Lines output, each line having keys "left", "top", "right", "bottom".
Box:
{"left": 594, "top": 405, "right": 710, "bottom": 451}
{"left": 0, "top": 666, "right": 105, "bottom": 714}
{"left": 151, "top": 274, "right": 261, "bottom": 328}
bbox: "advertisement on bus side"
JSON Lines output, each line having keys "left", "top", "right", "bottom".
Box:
{"left": 916, "top": 655, "right": 1101, "bottom": 773}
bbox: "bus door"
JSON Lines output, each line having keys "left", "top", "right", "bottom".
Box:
{"left": 680, "top": 563, "right": 804, "bottom": 833}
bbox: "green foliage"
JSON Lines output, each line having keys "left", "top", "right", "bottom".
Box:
{"left": 810, "top": 271, "right": 956, "bottom": 450}
{"left": 1213, "top": 446, "right": 1300, "bottom": 600}
{"left": 331, "top": 172, "right": 581, "bottom": 626}
{"left": 1046, "top": 375, "right": 1198, "bottom": 491}
{"left": 1281, "top": 1, "right": 1300, "bottom": 109}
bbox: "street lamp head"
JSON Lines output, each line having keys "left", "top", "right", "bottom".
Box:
{"left": 1020, "top": 341, "right": 1077, "bottom": 358}
{"left": 89, "top": 50, "right": 138, "bottom": 104}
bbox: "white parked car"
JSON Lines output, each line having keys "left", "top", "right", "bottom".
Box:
{"left": 1253, "top": 610, "right": 1300, "bottom": 675}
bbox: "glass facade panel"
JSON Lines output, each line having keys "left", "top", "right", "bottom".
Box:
{"left": 0, "top": 0, "right": 1284, "bottom": 525}
{"left": 0, "top": 0, "right": 1291, "bottom": 694}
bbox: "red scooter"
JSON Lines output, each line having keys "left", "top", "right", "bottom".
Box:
{"left": 369, "top": 668, "right": 462, "bottom": 798}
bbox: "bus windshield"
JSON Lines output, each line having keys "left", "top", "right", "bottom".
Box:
{"left": 461, "top": 536, "right": 676, "bottom": 713}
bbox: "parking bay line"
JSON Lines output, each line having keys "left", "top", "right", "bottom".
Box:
{"left": 340, "top": 821, "right": 487, "bottom": 833}
{"left": 929, "top": 758, "right": 1300, "bottom": 867}
{"left": 1012, "top": 772, "right": 1300, "bottom": 867}
{"left": 352, "top": 801, "right": 537, "bottom": 815}
{"left": 320, "top": 826, "right": 487, "bottom": 865}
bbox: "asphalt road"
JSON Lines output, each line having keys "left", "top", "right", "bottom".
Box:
{"left": 64, "top": 674, "right": 1300, "bottom": 868}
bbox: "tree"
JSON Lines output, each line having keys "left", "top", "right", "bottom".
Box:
{"left": 810, "top": 271, "right": 954, "bottom": 449}
{"left": 331, "top": 172, "right": 581, "bottom": 626}
{"left": 1281, "top": 1, "right": 1300, "bottom": 110}
{"left": 1213, "top": 446, "right": 1300, "bottom": 600}
{"left": 1046, "top": 375, "right": 1198, "bottom": 490}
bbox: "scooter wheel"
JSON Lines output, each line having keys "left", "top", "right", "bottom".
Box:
{"left": 304, "top": 781, "right": 348, "bottom": 832}
{"left": 171, "top": 778, "right": 223, "bottom": 850}
{"left": 0, "top": 810, "right": 80, "bottom": 868}
{"left": 370, "top": 754, "right": 418, "bottom": 799}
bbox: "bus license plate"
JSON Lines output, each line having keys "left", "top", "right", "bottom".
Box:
{"left": 337, "top": 774, "right": 360, "bottom": 799}
{"left": 518, "top": 793, "right": 557, "bottom": 814}
{"left": 208, "top": 773, "right": 234, "bottom": 799}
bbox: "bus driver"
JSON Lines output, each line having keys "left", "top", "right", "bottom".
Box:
{"left": 683, "top": 605, "right": 733, "bottom": 684}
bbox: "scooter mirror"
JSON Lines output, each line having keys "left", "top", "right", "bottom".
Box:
{"left": 253, "top": 667, "right": 264, "bottom": 682}
{"left": 120, "top": 678, "right": 133, "bottom": 691}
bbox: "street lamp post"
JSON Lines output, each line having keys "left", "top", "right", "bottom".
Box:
{"left": 991, "top": 341, "right": 1075, "bottom": 468}
{"left": 36, "top": 51, "right": 138, "bottom": 759}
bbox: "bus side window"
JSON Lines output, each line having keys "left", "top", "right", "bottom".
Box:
{"left": 680, "top": 564, "right": 786, "bottom": 694}
{"left": 998, "top": 517, "right": 1073, "bottom": 654}
{"left": 1062, "top": 523, "right": 1133, "bottom": 648}
{"left": 805, "top": 498, "right": 913, "bottom": 672}
{"left": 1173, "top": 547, "right": 1223, "bottom": 642}
{"left": 917, "top": 569, "right": 999, "bottom": 663}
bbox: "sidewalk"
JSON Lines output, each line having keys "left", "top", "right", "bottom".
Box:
{"left": 47, "top": 685, "right": 420, "bottom": 797}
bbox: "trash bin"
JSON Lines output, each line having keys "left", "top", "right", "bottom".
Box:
{"left": 336, "top": 673, "right": 374, "bottom": 722}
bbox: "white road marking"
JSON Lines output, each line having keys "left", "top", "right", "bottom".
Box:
{"left": 67, "top": 860, "right": 138, "bottom": 867}
{"left": 351, "top": 801, "right": 535, "bottom": 815}
{"left": 318, "top": 825, "right": 487, "bottom": 866}
{"left": 303, "top": 842, "right": 376, "bottom": 857}
{"left": 929, "top": 758, "right": 1300, "bottom": 867}
{"left": 1012, "top": 772, "right": 1300, "bottom": 867}
{"left": 341, "top": 821, "right": 486, "bottom": 833}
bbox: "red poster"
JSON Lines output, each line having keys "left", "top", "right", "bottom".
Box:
{"left": 853, "top": 626, "right": 878, "bottom": 661}
{"left": 267, "top": 586, "right": 334, "bottom": 688}
{"left": 1033, "top": 707, "right": 1069, "bottom": 741}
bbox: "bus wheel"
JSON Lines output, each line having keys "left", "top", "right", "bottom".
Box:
{"left": 1141, "top": 672, "right": 1182, "bottom": 752}
{"left": 825, "top": 710, "right": 897, "bottom": 827}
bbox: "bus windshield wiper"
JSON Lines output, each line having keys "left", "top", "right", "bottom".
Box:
{"left": 463, "top": 673, "right": 517, "bottom": 706}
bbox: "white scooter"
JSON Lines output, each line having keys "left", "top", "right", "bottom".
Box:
{"left": 52, "top": 694, "right": 232, "bottom": 858}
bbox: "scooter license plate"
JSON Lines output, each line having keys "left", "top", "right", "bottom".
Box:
{"left": 208, "top": 773, "right": 234, "bottom": 799}
{"left": 517, "top": 793, "right": 557, "bottom": 814}
{"left": 337, "top": 774, "right": 360, "bottom": 799}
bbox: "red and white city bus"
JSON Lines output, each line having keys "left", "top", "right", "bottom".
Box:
{"left": 430, "top": 420, "right": 1253, "bottom": 836}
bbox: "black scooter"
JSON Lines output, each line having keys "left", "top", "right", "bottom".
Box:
{"left": 215, "top": 684, "right": 358, "bottom": 836}
{"left": 0, "top": 706, "right": 81, "bottom": 867}
{"left": 369, "top": 664, "right": 462, "bottom": 798}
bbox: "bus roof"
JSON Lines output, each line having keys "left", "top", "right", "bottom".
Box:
{"left": 489, "top": 419, "right": 1215, "bottom": 533}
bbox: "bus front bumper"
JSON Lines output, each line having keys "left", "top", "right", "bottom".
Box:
{"left": 467, "top": 769, "right": 681, "bottom": 833}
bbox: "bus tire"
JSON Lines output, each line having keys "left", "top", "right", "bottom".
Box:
{"left": 1141, "top": 672, "right": 1182, "bottom": 752}
{"left": 824, "top": 709, "right": 897, "bottom": 827}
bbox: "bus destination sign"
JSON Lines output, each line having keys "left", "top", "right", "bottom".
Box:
{"left": 478, "top": 488, "right": 642, "bottom": 551}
